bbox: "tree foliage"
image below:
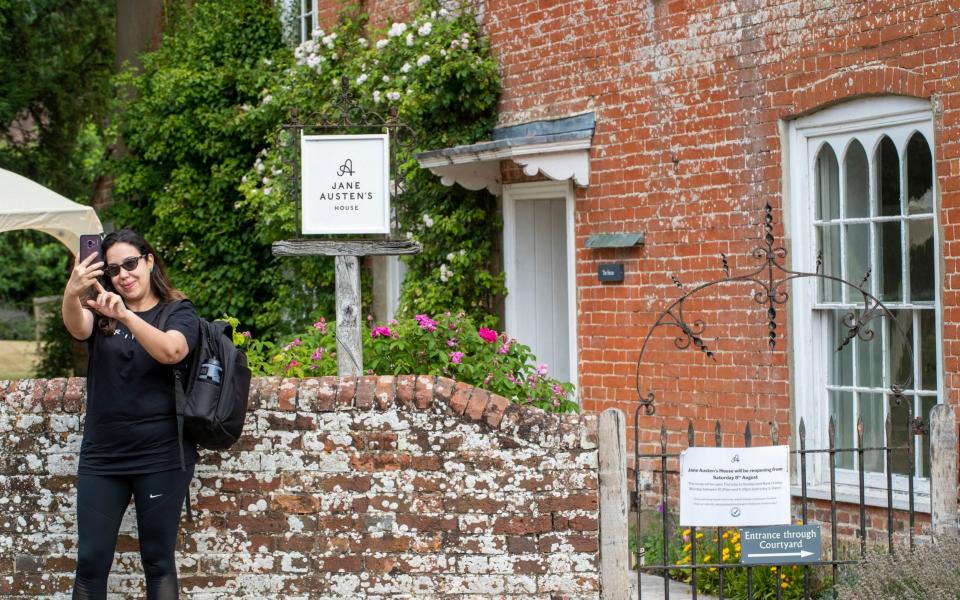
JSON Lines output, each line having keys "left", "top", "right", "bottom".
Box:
{"left": 107, "top": 0, "right": 332, "bottom": 336}
{"left": 0, "top": 0, "right": 114, "bottom": 318}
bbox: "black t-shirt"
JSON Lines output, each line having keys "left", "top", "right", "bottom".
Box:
{"left": 80, "top": 301, "right": 200, "bottom": 475}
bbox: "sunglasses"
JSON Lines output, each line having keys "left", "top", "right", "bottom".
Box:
{"left": 105, "top": 254, "right": 148, "bottom": 277}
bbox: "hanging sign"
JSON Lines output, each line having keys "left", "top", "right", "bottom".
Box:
{"left": 679, "top": 445, "right": 791, "bottom": 527}
{"left": 301, "top": 133, "right": 390, "bottom": 234}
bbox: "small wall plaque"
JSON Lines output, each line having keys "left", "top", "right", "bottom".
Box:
{"left": 598, "top": 263, "right": 624, "bottom": 283}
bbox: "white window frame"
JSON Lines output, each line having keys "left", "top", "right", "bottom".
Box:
{"left": 502, "top": 180, "right": 579, "bottom": 399}
{"left": 298, "top": 0, "right": 316, "bottom": 45}
{"left": 280, "top": 0, "right": 316, "bottom": 45}
{"left": 786, "top": 96, "right": 941, "bottom": 511}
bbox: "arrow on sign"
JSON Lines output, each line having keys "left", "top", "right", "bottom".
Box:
{"left": 746, "top": 550, "right": 814, "bottom": 559}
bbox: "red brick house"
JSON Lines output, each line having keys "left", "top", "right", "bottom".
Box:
{"left": 305, "top": 0, "right": 958, "bottom": 518}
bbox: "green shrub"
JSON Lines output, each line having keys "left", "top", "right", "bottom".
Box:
{"left": 232, "top": 311, "right": 577, "bottom": 413}
{"left": 0, "top": 305, "right": 35, "bottom": 340}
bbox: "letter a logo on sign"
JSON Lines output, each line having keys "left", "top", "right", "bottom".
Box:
{"left": 337, "top": 158, "right": 355, "bottom": 177}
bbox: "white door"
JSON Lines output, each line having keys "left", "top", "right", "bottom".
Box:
{"left": 503, "top": 182, "right": 576, "bottom": 387}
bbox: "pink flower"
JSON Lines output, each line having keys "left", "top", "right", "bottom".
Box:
{"left": 477, "top": 328, "right": 497, "bottom": 343}
{"left": 242, "top": 331, "right": 252, "bottom": 338}
{"left": 312, "top": 347, "right": 324, "bottom": 361}
{"left": 284, "top": 338, "right": 301, "bottom": 350}
{"left": 313, "top": 319, "right": 327, "bottom": 333}
{"left": 506, "top": 373, "right": 516, "bottom": 383}
{"left": 371, "top": 326, "right": 392, "bottom": 338}
{"left": 446, "top": 338, "right": 457, "bottom": 347}
{"left": 497, "top": 342, "right": 510, "bottom": 355}
{"left": 536, "top": 363, "right": 549, "bottom": 376}
{"left": 415, "top": 314, "right": 437, "bottom": 332}
{"left": 449, "top": 351, "right": 464, "bottom": 364}
{"left": 286, "top": 360, "right": 299, "bottom": 371}
{"left": 552, "top": 385, "right": 564, "bottom": 395}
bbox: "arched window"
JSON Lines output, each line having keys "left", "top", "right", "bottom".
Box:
{"left": 788, "top": 97, "right": 940, "bottom": 505}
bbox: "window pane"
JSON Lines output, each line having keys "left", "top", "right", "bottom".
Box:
{"left": 860, "top": 392, "right": 884, "bottom": 472}
{"left": 886, "top": 309, "right": 913, "bottom": 389}
{"left": 920, "top": 309, "right": 937, "bottom": 391}
{"left": 906, "top": 133, "right": 933, "bottom": 215}
{"left": 878, "top": 221, "right": 902, "bottom": 301}
{"left": 908, "top": 218, "right": 935, "bottom": 301}
{"left": 817, "top": 224, "right": 842, "bottom": 302}
{"left": 830, "top": 390, "right": 854, "bottom": 469}
{"left": 889, "top": 394, "right": 911, "bottom": 476}
{"left": 827, "top": 311, "right": 853, "bottom": 386}
{"left": 853, "top": 311, "right": 884, "bottom": 388}
{"left": 816, "top": 144, "right": 840, "bottom": 221}
{"left": 302, "top": 15, "right": 312, "bottom": 41}
{"left": 845, "top": 223, "right": 870, "bottom": 298}
{"left": 876, "top": 137, "right": 901, "bottom": 217}
{"left": 845, "top": 140, "right": 870, "bottom": 218}
{"left": 856, "top": 315, "right": 884, "bottom": 388}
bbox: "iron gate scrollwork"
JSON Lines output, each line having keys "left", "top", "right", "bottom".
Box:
{"left": 633, "top": 205, "right": 925, "bottom": 600}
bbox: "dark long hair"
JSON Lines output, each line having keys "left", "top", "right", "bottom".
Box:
{"left": 97, "top": 229, "right": 186, "bottom": 335}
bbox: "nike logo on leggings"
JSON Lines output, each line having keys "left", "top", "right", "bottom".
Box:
{"left": 149, "top": 493, "right": 162, "bottom": 499}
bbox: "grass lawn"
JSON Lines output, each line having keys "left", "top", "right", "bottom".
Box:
{"left": 0, "top": 341, "right": 39, "bottom": 379}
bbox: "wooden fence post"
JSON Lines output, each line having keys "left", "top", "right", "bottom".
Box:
{"left": 599, "top": 408, "right": 629, "bottom": 600}
{"left": 929, "top": 403, "right": 958, "bottom": 537}
{"left": 335, "top": 255, "right": 362, "bottom": 376}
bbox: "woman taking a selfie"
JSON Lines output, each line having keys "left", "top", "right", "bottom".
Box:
{"left": 62, "top": 229, "right": 199, "bottom": 600}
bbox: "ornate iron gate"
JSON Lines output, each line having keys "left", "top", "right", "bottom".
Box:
{"left": 633, "top": 206, "right": 926, "bottom": 599}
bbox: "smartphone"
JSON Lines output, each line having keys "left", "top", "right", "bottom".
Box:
{"left": 79, "top": 234, "right": 102, "bottom": 264}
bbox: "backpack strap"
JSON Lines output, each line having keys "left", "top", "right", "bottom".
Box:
{"left": 158, "top": 300, "right": 194, "bottom": 521}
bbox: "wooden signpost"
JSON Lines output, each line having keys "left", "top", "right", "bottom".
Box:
{"left": 272, "top": 240, "right": 420, "bottom": 376}
{"left": 271, "top": 88, "right": 420, "bottom": 376}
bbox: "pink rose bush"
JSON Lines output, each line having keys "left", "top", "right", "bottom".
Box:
{"left": 231, "top": 311, "right": 577, "bottom": 413}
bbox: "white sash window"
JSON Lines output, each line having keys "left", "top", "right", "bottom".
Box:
{"left": 787, "top": 97, "right": 940, "bottom": 508}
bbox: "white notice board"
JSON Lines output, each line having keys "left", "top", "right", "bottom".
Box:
{"left": 679, "top": 445, "right": 791, "bottom": 527}
{"left": 301, "top": 133, "right": 390, "bottom": 234}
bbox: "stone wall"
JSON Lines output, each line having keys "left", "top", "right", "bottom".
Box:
{"left": 1, "top": 377, "right": 606, "bottom": 599}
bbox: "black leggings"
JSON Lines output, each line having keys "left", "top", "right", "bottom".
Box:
{"left": 72, "top": 466, "right": 194, "bottom": 600}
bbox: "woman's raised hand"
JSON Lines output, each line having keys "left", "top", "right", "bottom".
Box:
{"left": 66, "top": 253, "right": 104, "bottom": 300}
{"left": 86, "top": 281, "right": 130, "bottom": 321}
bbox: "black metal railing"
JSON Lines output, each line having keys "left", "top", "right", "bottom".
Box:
{"left": 634, "top": 414, "right": 924, "bottom": 600}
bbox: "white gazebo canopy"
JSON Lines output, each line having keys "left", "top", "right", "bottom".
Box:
{"left": 0, "top": 168, "right": 103, "bottom": 254}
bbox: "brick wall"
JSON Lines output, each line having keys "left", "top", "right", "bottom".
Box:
{"left": 323, "top": 0, "right": 960, "bottom": 449}
{"left": 1, "top": 377, "right": 604, "bottom": 599}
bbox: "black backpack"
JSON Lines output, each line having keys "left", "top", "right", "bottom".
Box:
{"left": 159, "top": 301, "right": 252, "bottom": 516}
{"left": 159, "top": 301, "right": 251, "bottom": 452}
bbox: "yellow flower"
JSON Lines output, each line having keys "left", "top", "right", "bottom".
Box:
{"left": 722, "top": 531, "right": 730, "bottom": 539}
{"left": 703, "top": 554, "right": 712, "bottom": 562}
{"left": 696, "top": 532, "right": 704, "bottom": 539}
{"left": 684, "top": 543, "right": 691, "bottom": 553}
{"left": 682, "top": 529, "right": 691, "bottom": 537}
{"left": 734, "top": 544, "right": 741, "bottom": 552}
{"left": 781, "top": 582, "right": 789, "bottom": 589}
{"left": 709, "top": 567, "right": 717, "bottom": 572}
